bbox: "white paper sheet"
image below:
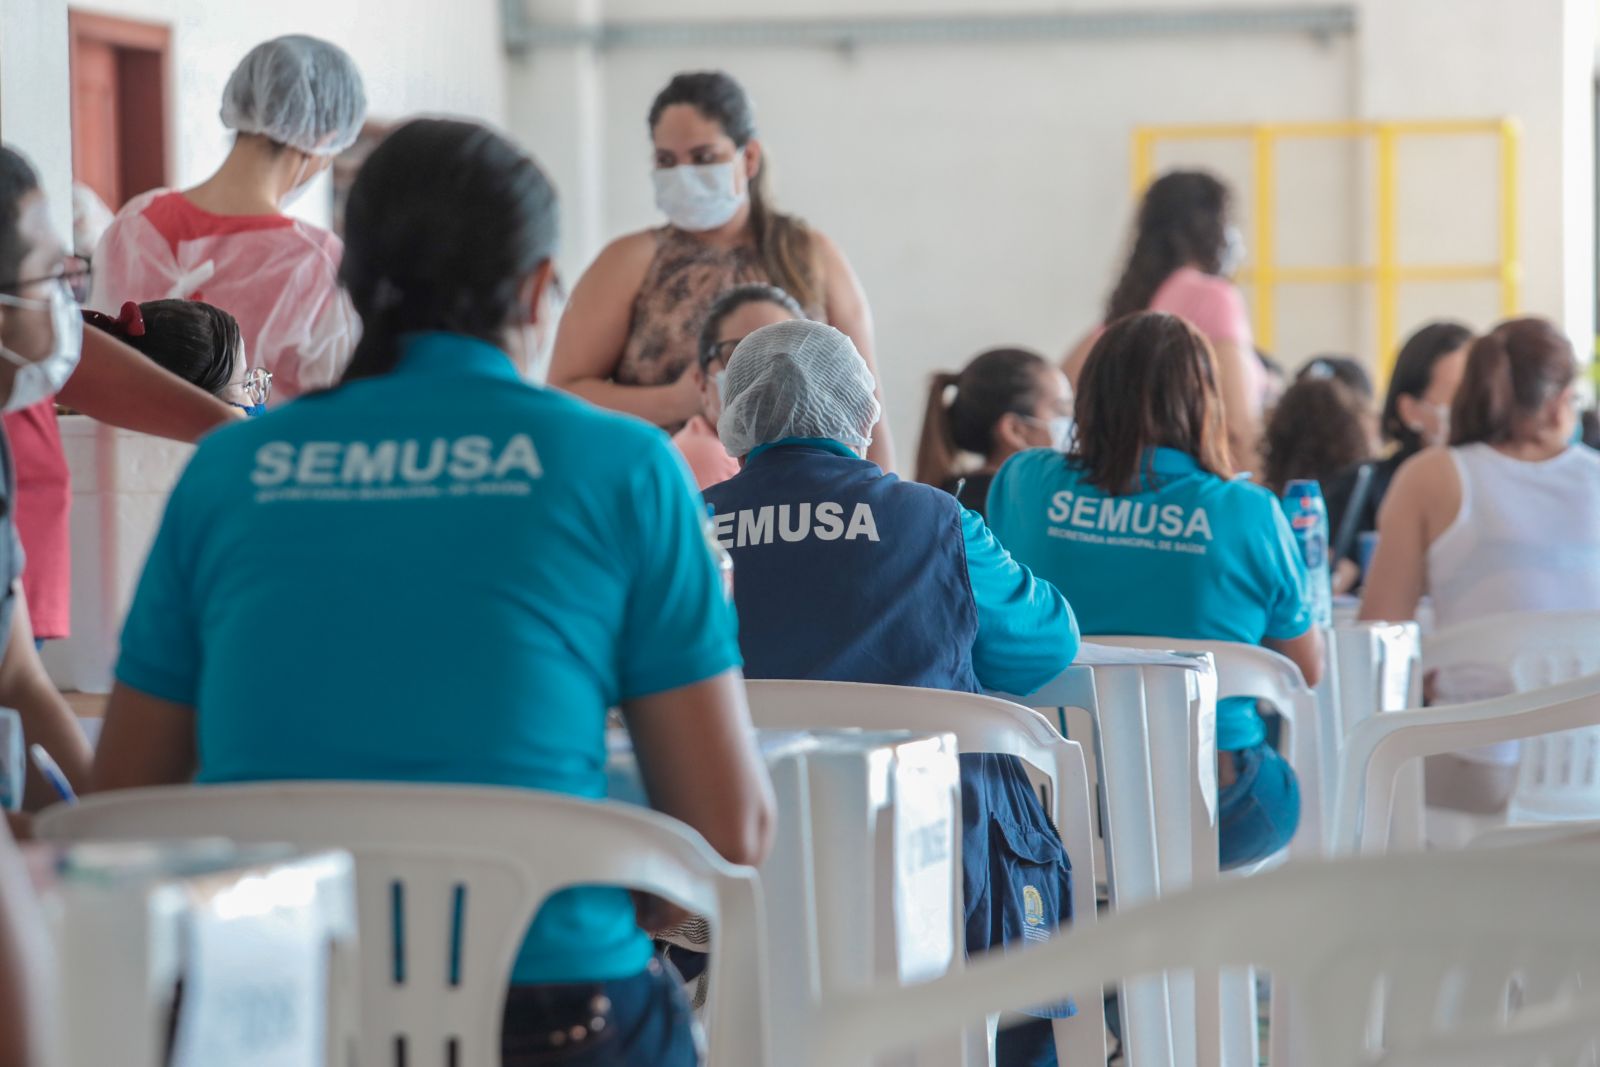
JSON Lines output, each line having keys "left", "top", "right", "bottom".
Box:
{"left": 170, "top": 879, "right": 327, "bottom": 1067}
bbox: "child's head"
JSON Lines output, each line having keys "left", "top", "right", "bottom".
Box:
{"left": 1262, "top": 376, "right": 1376, "bottom": 495}
{"left": 85, "top": 300, "right": 263, "bottom": 411}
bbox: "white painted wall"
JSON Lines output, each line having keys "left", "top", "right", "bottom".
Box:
{"left": 508, "top": 0, "right": 1596, "bottom": 461}
{"left": 0, "top": 0, "right": 74, "bottom": 240}
{"left": 65, "top": 0, "right": 511, "bottom": 227}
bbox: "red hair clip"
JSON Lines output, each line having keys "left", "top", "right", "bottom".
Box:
{"left": 117, "top": 301, "right": 146, "bottom": 337}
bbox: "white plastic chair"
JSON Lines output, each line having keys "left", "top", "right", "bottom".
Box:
{"left": 1090, "top": 636, "right": 1323, "bottom": 861}
{"left": 804, "top": 846, "right": 1600, "bottom": 1067}
{"left": 1085, "top": 637, "right": 1325, "bottom": 1067}
{"left": 1425, "top": 611, "right": 1600, "bottom": 823}
{"left": 743, "top": 680, "right": 1103, "bottom": 1067}
{"left": 38, "top": 782, "right": 768, "bottom": 1067}
{"left": 1331, "top": 671, "right": 1600, "bottom": 855}
{"left": 993, "top": 653, "right": 1219, "bottom": 1067}
{"left": 42, "top": 846, "right": 356, "bottom": 1067}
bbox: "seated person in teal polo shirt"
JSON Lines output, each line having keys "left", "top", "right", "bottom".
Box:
{"left": 92, "top": 119, "right": 776, "bottom": 1067}
{"left": 988, "top": 311, "right": 1323, "bottom": 870}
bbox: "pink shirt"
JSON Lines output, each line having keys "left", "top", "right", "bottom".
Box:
{"left": 672, "top": 415, "right": 740, "bottom": 491}
{"left": 1149, "top": 267, "right": 1264, "bottom": 408}
{"left": 1149, "top": 266, "right": 1254, "bottom": 347}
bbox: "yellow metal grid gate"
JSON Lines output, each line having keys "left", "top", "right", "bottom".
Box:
{"left": 1131, "top": 119, "right": 1520, "bottom": 379}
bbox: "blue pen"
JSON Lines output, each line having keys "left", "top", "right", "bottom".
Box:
{"left": 29, "top": 744, "right": 77, "bottom": 805}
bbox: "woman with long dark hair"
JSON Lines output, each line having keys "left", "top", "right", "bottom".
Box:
{"left": 1360, "top": 318, "right": 1600, "bottom": 814}
{"left": 94, "top": 119, "right": 776, "bottom": 1066}
{"left": 1065, "top": 171, "right": 1264, "bottom": 463}
{"left": 992, "top": 312, "right": 1322, "bottom": 869}
{"left": 550, "top": 70, "right": 895, "bottom": 469}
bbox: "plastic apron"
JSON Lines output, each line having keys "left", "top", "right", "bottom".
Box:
{"left": 89, "top": 190, "right": 358, "bottom": 400}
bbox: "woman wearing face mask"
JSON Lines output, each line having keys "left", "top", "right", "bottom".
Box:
{"left": 916, "top": 347, "right": 1072, "bottom": 521}
{"left": 0, "top": 146, "right": 98, "bottom": 805}
{"left": 1065, "top": 170, "right": 1264, "bottom": 466}
{"left": 1324, "top": 321, "right": 1473, "bottom": 576}
{"left": 89, "top": 34, "right": 366, "bottom": 401}
{"left": 674, "top": 283, "right": 802, "bottom": 490}
{"left": 550, "top": 70, "right": 895, "bottom": 471}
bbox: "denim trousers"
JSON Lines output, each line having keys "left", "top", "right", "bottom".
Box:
{"left": 502, "top": 955, "right": 698, "bottom": 1066}
{"left": 1218, "top": 741, "right": 1301, "bottom": 870}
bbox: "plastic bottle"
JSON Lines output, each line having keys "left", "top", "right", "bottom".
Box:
{"left": 1282, "top": 479, "right": 1332, "bottom": 628}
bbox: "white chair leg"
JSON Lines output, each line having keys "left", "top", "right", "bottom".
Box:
{"left": 1219, "top": 966, "right": 1259, "bottom": 1067}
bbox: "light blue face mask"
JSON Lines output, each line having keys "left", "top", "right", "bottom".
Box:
{"left": 230, "top": 402, "right": 267, "bottom": 418}
{"left": 714, "top": 370, "right": 728, "bottom": 403}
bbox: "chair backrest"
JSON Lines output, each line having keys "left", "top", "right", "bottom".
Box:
{"left": 1331, "top": 672, "right": 1600, "bottom": 855}
{"left": 806, "top": 847, "right": 1600, "bottom": 1067}
{"left": 1090, "top": 637, "right": 1325, "bottom": 859}
{"left": 37, "top": 783, "right": 768, "bottom": 1067}
{"left": 742, "top": 680, "right": 1104, "bottom": 1067}
{"left": 991, "top": 655, "right": 1219, "bottom": 1067}
{"left": 1327, "top": 623, "right": 1426, "bottom": 850}
{"left": 1425, "top": 611, "right": 1600, "bottom": 822}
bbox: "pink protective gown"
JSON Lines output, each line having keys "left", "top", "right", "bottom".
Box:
{"left": 89, "top": 190, "right": 359, "bottom": 400}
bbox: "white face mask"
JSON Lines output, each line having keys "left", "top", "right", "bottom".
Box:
{"left": 1219, "top": 224, "right": 1247, "bottom": 277}
{"left": 0, "top": 283, "right": 83, "bottom": 413}
{"left": 652, "top": 153, "right": 748, "bottom": 232}
{"left": 1048, "top": 415, "right": 1076, "bottom": 453}
{"left": 518, "top": 278, "right": 566, "bottom": 385}
{"left": 1413, "top": 401, "right": 1451, "bottom": 448}
{"left": 713, "top": 370, "right": 728, "bottom": 403}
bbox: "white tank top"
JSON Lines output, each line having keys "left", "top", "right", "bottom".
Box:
{"left": 1428, "top": 444, "right": 1600, "bottom": 761}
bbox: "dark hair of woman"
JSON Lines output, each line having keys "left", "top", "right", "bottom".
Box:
{"left": 1105, "top": 170, "right": 1230, "bottom": 322}
{"left": 1379, "top": 320, "right": 1474, "bottom": 453}
{"left": 697, "top": 283, "right": 803, "bottom": 370}
{"left": 1261, "top": 377, "right": 1374, "bottom": 495}
{"left": 83, "top": 300, "right": 242, "bottom": 397}
{"left": 1450, "top": 317, "right": 1576, "bottom": 447}
{"left": 1072, "top": 312, "right": 1234, "bottom": 495}
{"left": 1298, "top": 354, "right": 1374, "bottom": 401}
{"left": 338, "top": 118, "right": 559, "bottom": 384}
{"left": 0, "top": 148, "right": 40, "bottom": 290}
{"left": 650, "top": 71, "right": 821, "bottom": 311}
{"left": 915, "top": 347, "right": 1051, "bottom": 486}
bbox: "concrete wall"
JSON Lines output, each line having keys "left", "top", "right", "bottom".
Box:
{"left": 0, "top": 0, "right": 75, "bottom": 239}
{"left": 58, "top": 0, "right": 511, "bottom": 228}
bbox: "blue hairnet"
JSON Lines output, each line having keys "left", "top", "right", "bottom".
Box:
{"left": 719, "top": 320, "right": 880, "bottom": 457}
{"left": 220, "top": 35, "right": 367, "bottom": 156}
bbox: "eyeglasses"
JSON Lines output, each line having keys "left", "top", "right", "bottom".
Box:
{"left": 708, "top": 337, "right": 743, "bottom": 362}
{"left": 2, "top": 257, "right": 92, "bottom": 303}
{"left": 242, "top": 367, "right": 273, "bottom": 408}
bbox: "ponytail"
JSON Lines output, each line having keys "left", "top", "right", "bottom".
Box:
{"left": 914, "top": 372, "right": 963, "bottom": 486}
{"left": 1450, "top": 317, "right": 1575, "bottom": 446}
{"left": 339, "top": 281, "right": 405, "bottom": 384}
{"left": 914, "top": 348, "right": 1052, "bottom": 485}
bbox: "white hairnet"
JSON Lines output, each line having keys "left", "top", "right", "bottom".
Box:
{"left": 718, "top": 320, "right": 881, "bottom": 457}
{"left": 220, "top": 35, "right": 367, "bottom": 156}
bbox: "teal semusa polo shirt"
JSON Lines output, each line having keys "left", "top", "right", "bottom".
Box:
{"left": 116, "top": 332, "right": 743, "bottom": 984}
{"left": 987, "top": 447, "right": 1312, "bottom": 750}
